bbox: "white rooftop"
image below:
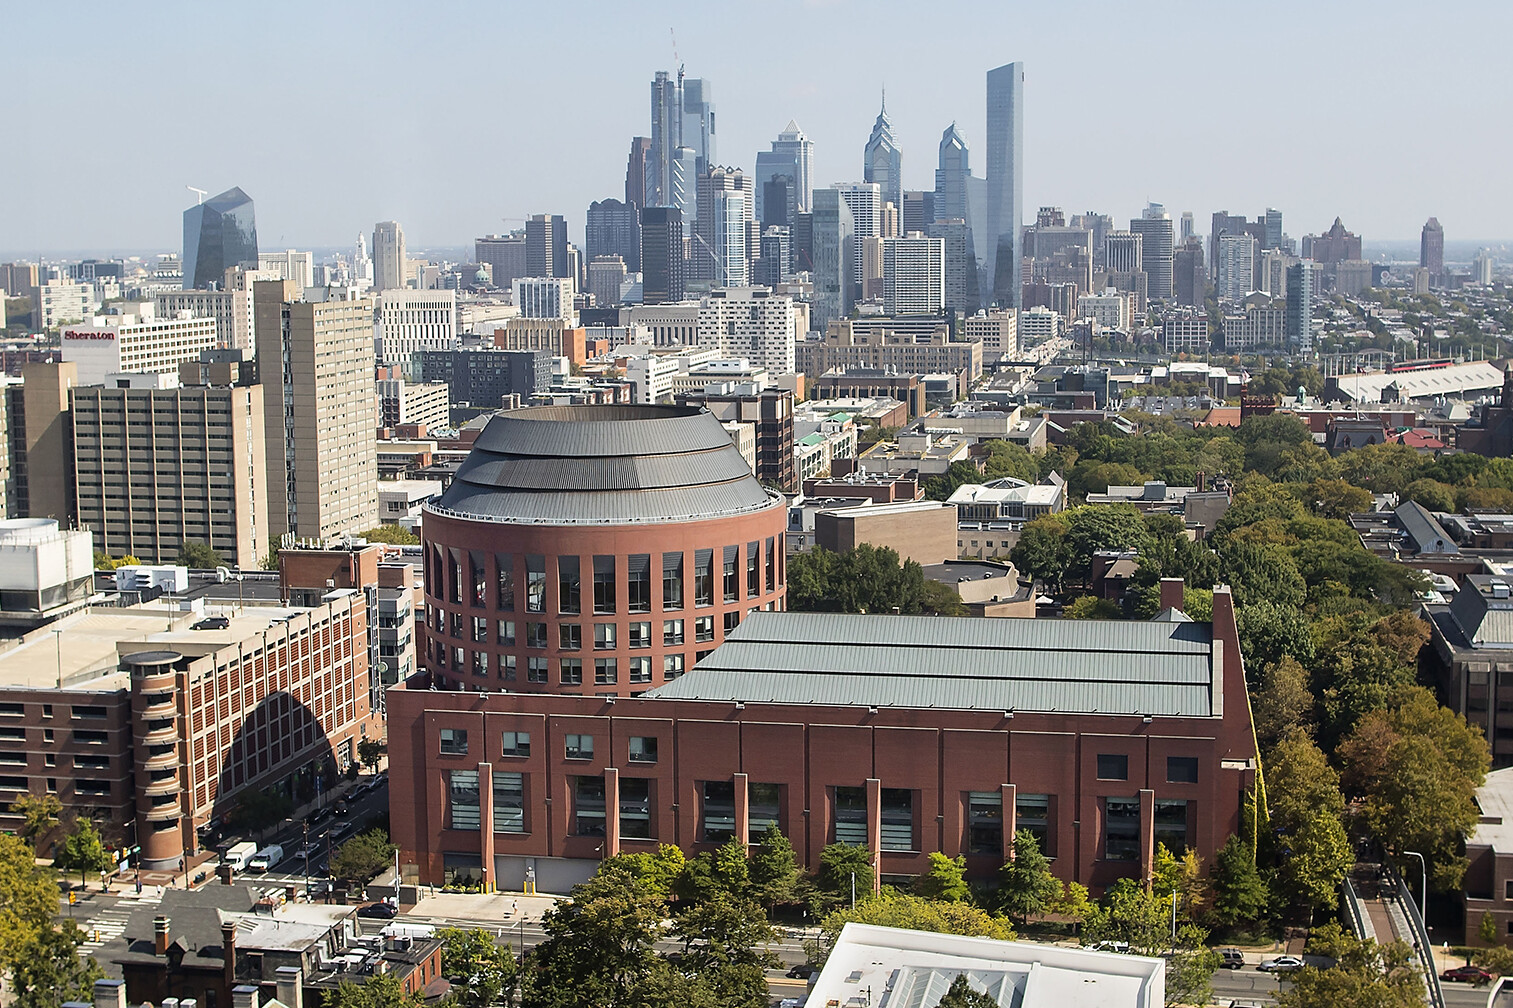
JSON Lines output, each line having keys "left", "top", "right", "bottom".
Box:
{"left": 1472, "top": 766, "right": 1513, "bottom": 853}
{"left": 809, "top": 923, "right": 1164, "bottom": 1008}
{"left": 948, "top": 481, "right": 1063, "bottom": 507}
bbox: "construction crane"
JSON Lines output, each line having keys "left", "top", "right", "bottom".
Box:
{"left": 186, "top": 186, "right": 208, "bottom": 205}
{"left": 669, "top": 27, "right": 683, "bottom": 80}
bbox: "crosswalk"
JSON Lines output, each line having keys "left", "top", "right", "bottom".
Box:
{"left": 76, "top": 887, "right": 165, "bottom": 956}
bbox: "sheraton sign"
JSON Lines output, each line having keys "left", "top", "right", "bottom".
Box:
{"left": 63, "top": 330, "right": 116, "bottom": 341}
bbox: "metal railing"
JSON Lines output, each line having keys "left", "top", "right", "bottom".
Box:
{"left": 1382, "top": 860, "right": 1445, "bottom": 1008}
{"left": 1342, "top": 873, "right": 1376, "bottom": 942}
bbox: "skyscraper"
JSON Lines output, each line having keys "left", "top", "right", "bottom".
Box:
{"left": 1264, "top": 208, "right": 1283, "bottom": 250}
{"left": 929, "top": 218, "right": 980, "bottom": 316}
{"left": 253, "top": 281, "right": 377, "bottom": 539}
{"left": 525, "top": 214, "right": 570, "bottom": 280}
{"left": 934, "top": 124, "right": 971, "bottom": 224}
{"left": 883, "top": 234, "right": 946, "bottom": 316}
{"left": 1216, "top": 234, "right": 1256, "bottom": 301}
{"left": 863, "top": 96, "right": 903, "bottom": 221}
{"left": 810, "top": 188, "right": 854, "bottom": 330}
{"left": 985, "top": 62, "right": 1024, "bottom": 308}
{"left": 182, "top": 187, "right": 258, "bottom": 290}
{"left": 1421, "top": 217, "right": 1445, "bottom": 276}
{"left": 1180, "top": 211, "right": 1195, "bottom": 242}
{"left": 586, "top": 199, "right": 642, "bottom": 272}
{"left": 693, "top": 168, "right": 752, "bottom": 287}
{"left": 901, "top": 192, "right": 934, "bottom": 236}
{"left": 476, "top": 234, "right": 526, "bottom": 289}
{"left": 1104, "top": 231, "right": 1143, "bottom": 273}
{"left": 1285, "top": 260, "right": 1316, "bottom": 352}
{"left": 681, "top": 77, "right": 716, "bottom": 177}
{"left": 625, "top": 136, "right": 651, "bottom": 208}
{"left": 1130, "top": 205, "right": 1174, "bottom": 300}
{"left": 1173, "top": 238, "right": 1205, "bottom": 308}
{"left": 834, "top": 183, "right": 882, "bottom": 304}
{"left": 761, "top": 175, "right": 797, "bottom": 229}
{"left": 640, "top": 206, "right": 685, "bottom": 305}
{"left": 648, "top": 71, "right": 680, "bottom": 206}
{"left": 754, "top": 120, "right": 813, "bottom": 223}
{"left": 373, "top": 220, "right": 406, "bottom": 291}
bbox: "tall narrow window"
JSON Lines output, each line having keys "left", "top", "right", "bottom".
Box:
{"left": 694, "top": 549, "right": 714, "bottom": 606}
{"left": 526, "top": 555, "right": 545, "bottom": 613}
{"left": 765, "top": 537, "right": 776, "bottom": 592}
{"left": 493, "top": 772, "right": 525, "bottom": 833}
{"left": 448, "top": 549, "right": 463, "bottom": 604}
{"left": 967, "top": 792, "right": 1003, "bottom": 854}
{"left": 495, "top": 553, "right": 514, "bottom": 611}
{"left": 593, "top": 555, "right": 616, "bottom": 614}
{"left": 558, "top": 556, "right": 581, "bottom": 615}
{"left": 1104, "top": 797, "right": 1140, "bottom": 861}
{"left": 1154, "top": 800, "right": 1189, "bottom": 853}
{"left": 749, "top": 782, "right": 781, "bottom": 835}
{"left": 469, "top": 551, "right": 487, "bottom": 608}
{"left": 723, "top": 546, "right": 739, "bottom": 602}
{"left": 572, "top": 777, "right": 605, "bottom": 836}
{"left": 662, "top": 552, "right": 684, "bottom": 609}
{"left": 834, "top": 786, "right": 867, "bottom": 845}
{"left": 747, "top": 542, "right": 760, "bottom": 597}
{"left": 620, "top": 778, "right": 653, "bottom": 840}
{"left": 701, "top": 781, "right": 735, "bottom": 842}
{"left": 449, "top": 770, "right": 479, "bottom": 831}
{"left": 627, "top": 555, "right": 651, "bottom": 613}
{"left": 880, "top": 788, "right": 914, "bottom": 851}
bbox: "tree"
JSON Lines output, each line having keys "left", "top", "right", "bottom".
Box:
{"left": 329, "top": 973, "right": 424, "bottom": 1008}
{"left": 1337, "top": 686, "right": 1489, "bottom": 890}
{"left": 810, "top": 890, "right": 1013, "bottom": 965}
{"left": 330, "top": 829, "right": 397, "bottom": 883}
{"left": 1062, "top": 596, "right": 1122, "bottom": 620}
{"left": 671, "top": 893, "right": 777, "bottom": 1008}
{"left": 916, "top": 852, "right": 970, "bottom": 903}
{"left": 1274, "top": 922, "right": 1421, "bottom": 1008}
{"left": 232, "top": 787, "right": 294, "bottom": 833}
{"left": 1083, "top": 878, "right": 1170, "bottom": 956}
{"left": 439, "top": 927, "right": 519, "bottom": 1008}
{"left": 1251, "top": 656, "right": 1316, "bottom": 752}
{"left": 8, "top": 794, "right": 61, "bottom": 852}
{"left": 1063, "top": 505, "right": 1150, "bottom": 586}
{"left": 923, "top": 461, "right": 989, "bottom": 501}
{"left": 1266, "top": 734, "right": 1352, "bottom": 920}
{"left": 934, "top": 974, "right": 998, "bottom": 1008}
{"left": 784, "top": 545, "right": 962, "bottom": 616}
{"left": 748, "top": 827, "right": 800, "bottom": 910}
{"left": 1164, "top": 924, "right": 1221, "bottom": 1008}
{"left": 1306, "top": 479, "right": 1374, "bottom": 519}
{"left": 997, "top": 830, "right": 1061, "bottom": 924}
{"left": 1211, "top": 836, "right": 1271, "bottom": 930}
{"left": 1051, "top": 881, "right": 1094, "bottom": 936}
{"left": 8, "top": 921, "right": 104, "bottom": 1008}
{"left": 609, "top": 845, "right": 687, "bottom": 902}
{"left": 260, "top": 540, "right": 282, "bottom": 571}
{"left": 814, "top": 844, "right": 874, "bottom": 911}
{"left": 980, "top": 440, "right": 1040, "bottom": 484}
{"left": 1009, "top": 513, "right": 1070, "bottom": 594}
{"left": 522, "top": 863, "right": 673, "bottom": 1008}
{"left": 176, "top": 540, "right": 226, "bottom": 569}
{"left": 357, "top": 739, "right": 387, "bottom": 771}
{"left": 1481, "top": 910, "right": 1499, "bottom": 946}
{"left": 54, "top": 819, "right": 111, "bottom": 885}
{"left": 357, "top": 525, "right": 421, "bottom": 545}
{"left": 0, "top": 834, "right": 67, "bottom": 978}
{"left": 1402, "top": 478, "right": 1457, "bottom": 513}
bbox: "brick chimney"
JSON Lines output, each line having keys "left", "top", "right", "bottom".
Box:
{"left": 231, "top": 986, "right": 259, "bottom": 1008}
{"left": 1159, "top": 577, "right": 1185, "bottom": 612}
{"left": 222, "top": 920, "right": 237, "bottom": 990}
{"left": 275, "top": 966, "right": 303, "bottom": 1008}
{"left": 154, "top": 915, "right": 171, "bottom": 956}
{"left": 93, "top": 980, "right": 127, "bottom": 1008}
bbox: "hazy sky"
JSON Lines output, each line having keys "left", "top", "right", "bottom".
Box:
{"left": 6, "top": 0, "right": 1512, "bottom": 258}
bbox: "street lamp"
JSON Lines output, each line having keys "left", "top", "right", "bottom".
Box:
{"left": 1403, "top": 850, "right": 1428, "bottom": 923}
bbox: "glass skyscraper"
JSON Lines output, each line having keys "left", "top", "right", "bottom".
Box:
{"left": 810, "top": 188, "right": 854, "bottom": 330}
{"left": 863, "top": 99, "right": 903, "bottom": 224}
{"left": 985, "top": 62, "right": 1024, "bottom": 309}
{"left": 182, "top": 187, "right": 257, "bottom": 290}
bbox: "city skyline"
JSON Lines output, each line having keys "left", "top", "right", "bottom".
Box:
{"left": 5, "top": 0, "right": 1513, "bottom": 256}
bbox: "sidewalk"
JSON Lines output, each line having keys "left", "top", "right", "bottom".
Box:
{"left": 409, "top": 889, "right": 563, "bottom": 924}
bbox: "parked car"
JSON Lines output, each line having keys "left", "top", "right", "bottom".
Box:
{"left": 334, "top": 800, "right": 351, "bottom": 816}
{"left": 1218, "top": 949, "right": 1245, "bottom": 970}
{"left": 1441, "top": 965, "right": 1493, "bottom": 984}
{"left": 1257, "top": 955, "right": 1303, "bottom": 973}
{"left": 356, "top": 902, "right": 398, "bottom": 919}
{"left": 192, "top": 616, "right": 230, "bottom": 630}
{"left": 1091, "top": 941, "right": 1131, "bottom": 954}
{"left": 308, "top": 879, "right": 333, "bottom": 897}
{"left": 786, "top": 964, "right": 816, "bottom": 980}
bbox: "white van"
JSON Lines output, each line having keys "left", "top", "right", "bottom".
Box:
{"left": 248, "top": 844, "right": 284, "bottom": 872}
{"left": 380, "top": 922, "right": 436, "bottom": 941}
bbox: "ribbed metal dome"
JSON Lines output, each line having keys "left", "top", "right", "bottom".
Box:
{"left": 428, "top": 405, "right": 779, "bottom": 525}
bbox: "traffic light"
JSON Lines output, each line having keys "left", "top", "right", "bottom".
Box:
{"left": 68, "top": 891, "right": 76, "bottom": 905}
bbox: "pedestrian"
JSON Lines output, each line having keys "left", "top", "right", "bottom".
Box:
{"left": 513, "top": 900, "right": 519, "bottom": 916}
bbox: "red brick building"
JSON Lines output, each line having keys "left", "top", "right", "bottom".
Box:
{"left": 389, "top": 579, "right": 1256, "bottom": 894}
{"left": 419, "top": 405, "right": 787, "bottom": 698}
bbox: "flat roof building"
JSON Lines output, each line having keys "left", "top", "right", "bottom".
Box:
{"left": 62, "top": 314, "right": 218, "bottom": 386}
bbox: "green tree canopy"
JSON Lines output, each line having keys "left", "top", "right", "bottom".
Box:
{"left": 176, "top": 540, "right": 226, "bottom": 569}
{"left": 1265, "top": 734, "right": 1353, "bottom": 919}
{"left": 810, "top": 890, "right": 1014, "bottom": 966}
{"left": 748, "top": 827, "right": 800, "bottom": 910}
{"left": 8, "top": 794, "right": 61, "bottom": 852}
{"left": 785, "top": 545, "right": 964, "bottom": 615}
{"left": 813, "top": 843, "right": 874, "bottom": 912}
{"left": 915, "top": 852, "right": 970, "bottom": 903}
{"left": 330, "top": 828, "right": 397, "bottom": 883}
{"left": 1211, "top": 836, "right": 1271, "bottom": 930}
{"left": 934, "top": 974, "right": 998, "bottom": 1008}
{"left": 1275, "top": 922, "right": 1421, "bottom": 1008}
{"left": 54, "top": 819, "right": 112, "bottom": 883}
{"left": 357, "top": 525, "right": 421, "bottom": 545}
{"left": 997, "top": 830, "right": 1061, "bottom": 924}
{"left": 329, "top": 973, "right": 424, "bottom": 1008}
{"left": 439, "top": 928, "right": 519, "bottom": 1008}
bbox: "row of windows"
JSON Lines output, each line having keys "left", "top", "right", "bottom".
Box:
{"left": 1097, "top": 753, "right": 1199, "bottom": 785}
{"left": 429, "top": 614, "right": 721, "bottom": 650}
{"left": 443, "top": 772, "right": 1190, "bottom": 858}
{"left": 427, "top": 541, "right": 783, "bottom": 614}
{"left": 0, "top": 703, "right": 109, "bottom": 720}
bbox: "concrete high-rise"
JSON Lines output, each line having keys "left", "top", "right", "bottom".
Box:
{"left": 512, "top": 277, "right": 577, "bottom": 322}
{"left": 586, "top": 199, "right": 641, "bottom": 272}
{"left": 525, "top": 214, "right": 570, "bottom": 280}
{"left": 1421, "top": 217, "right": 1445, "bottom": 276}
{"left": 810, "top": 188, "right": 854, "bottom": 330}
{"left": 863, "top": 96, "right": 903, "bottom": 220}
{"left": 985, "top": 62, "right": 1024, "bottom": 308}
{"left": 902, "top": 192, "right": 933, "bottom": 236}
{"left": 640, "top": 206, "right": 686, "bottom": 305}
{"left": 1285, "top": 260, "right": 1316, "bottom": 352}
{"left": 1130, "top": 205, "right": 1174, "bottom": 300}
{"left": 1104, "top": 231, "right": 1143, "bottom": 273}
{"left": 1216, "top": 234, "right": 1257, "bottom": 301}
{"left": 1264, "top": 208, "right": 1283, "bottom": 250}
{"left": 182, "top": 187, "right": 258, "bottom": 291}
{"left": 1173, "top": 238, "right": 1205, "bottom": 308}
{"left": 883, "top": 234, "right": 946, "bottom": 316}
{"left": 377, "top": 289, "right": 458, "bottom": 367}
{"left": 697, "top": 287, "right": 797, "bottom": 373}
{"left": 834, "top": 183, "right": 882, "bottom": 304}
{"left": 253, "top": 281, "right": 378, "bottom": 540}
{"left": 373, "top": 221, "right": 406, "bottom": 291}
{"left": 755, "top": 120, "right": 813, "bottom": 223}
{"left": 475, "top": 234, "right": 526, "bottom": 290}
{"left": 693, "top": 168, "right": 753, "bottom": 287}
{"left": 257, "top": 250, "right": 313, "bottom": 292}
{"left": 588, "top": 256, "right": 628, "bottom": 308}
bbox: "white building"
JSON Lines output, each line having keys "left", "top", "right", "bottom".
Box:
{"left": 31, "top": 281, "right": 93, "bottom": 329}
{"left": 834, "top": 182, "right": 883, "bottom": 297}
{"left": 882, "top": 233, "right": 945, "bottom": 315}
{"left": 1162, "top": 309, "right": 1210, "bottom": 354}
{"left": 624, "top": 303, "right": 700, "bottom": 346}
{"left": 377, "top": 289, "right": 458, "bottom": 366}
{"left": 0, "top": 518, "right": 94, "bottom": 628}
{"left": 373, "top": 220, "right": 406, "bottom": 291}
{"left": 962, "top": 310, "right": 1019, "bottom": 362}
{"left": 696, "top": 287, "right": 797, "bottom": 373}
{"left": 61, "top": 312, "right": 218, "bottom": 386}
{"left": 1221, "top": 306, "right": 1286, "bottom": 350}
{"left": 377, "top": 377, "right": 450, "bottom": 429}
{"left": 1018, "top": 305, "right": 1061, "bottom": 343}
{"left": 1216, "top": 233, "right": 1257, "bottom": 301}
{"left": 512, "top": 277, "right": 576, "bottom": 322}
{"left": 1078, "top": 290, "right": 1131, "bottom": 332}
{"left": 257, "top": 250, "right": 314, "bottom": 291}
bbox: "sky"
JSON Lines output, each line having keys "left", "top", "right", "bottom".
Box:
{"left": 5, "top": 0, "right": 1513, "bottom": 259}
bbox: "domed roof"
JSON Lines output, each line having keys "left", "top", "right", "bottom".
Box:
{"left": 429, "top": 405, "right": 779, "bottom": 525}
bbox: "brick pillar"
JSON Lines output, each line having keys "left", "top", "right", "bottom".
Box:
{"left": 1139, "top": 788, "right": 1156, "bottom": 888}
{"left": 1159, "top": 577, "right": 1185, "bottom": 612}
{"left": 733, "top": 772, "right": 750, "bottom": 846}
{"left": 1001, "top": 783, "right": 1017, "bottom": 862}
{"left": 866, "top": 777, "right": 882, "bottom": 895}
{"left": 605, "top": 768, "right": 621, "bottom": 858}
{"left": 478, "top": 763, "right": 494, "bottom": 893}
